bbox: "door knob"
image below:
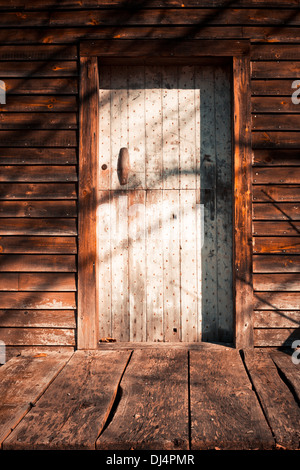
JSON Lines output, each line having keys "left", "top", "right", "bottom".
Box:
{"left": 117, "top": 147, "right": 130, "bottom": 185}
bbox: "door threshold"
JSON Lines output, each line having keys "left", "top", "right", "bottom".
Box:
{"left": 97, "top": 341, "right": 234, "bottom": 350}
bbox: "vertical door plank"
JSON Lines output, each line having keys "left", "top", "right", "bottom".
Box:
{"left": 110, "top": 66, "right": 129, "bottom": 191}
{"left": 215, "top": 66, "right": 234, "bottom": 343}
{"left": 128, "top": 190, "right": 146, "bottom": 341}
{"left": 128, "top": 66, "right": 145, "bottom": 190}
{"left": 162, "top": 190, "right": 180, "bottom": 341}
{"left": 111, "top": 192, "right": 129, "bottom": 341}
{"left": 146, "top": 189, "right": 164, "bottom": 342}
{"left": 196, "top": 67, "right": 218, "bottom": 342}
{"left": 98, "top": 66, "right": 111, "bottom": 190}
{"left": 162, "top": 66, "right": 179, "bottom": 191}
{"left": 180, "top": 189, "right": 198, "bottom": 342}
{"left": 97, "top": 191, "right": 112, "bottom": 340}
{"left": 145, "top": 66, "right": 163, "bottom": 190}
{"left": 179, "top": 66, "right": 197, "bottom": 190}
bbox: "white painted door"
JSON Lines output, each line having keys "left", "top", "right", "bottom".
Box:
{"left": 97, "top": 65, "right": 233, "bottom": 343}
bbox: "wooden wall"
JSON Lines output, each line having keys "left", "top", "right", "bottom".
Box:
{"left": 0, "top": 0, "right": 299, "bottom": 350}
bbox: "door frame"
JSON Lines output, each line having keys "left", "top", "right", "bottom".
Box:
{"left": 77, "top": 39, "right": 253, "bottom": 350}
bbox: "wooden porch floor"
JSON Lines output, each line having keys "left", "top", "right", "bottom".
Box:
{"left": 0, "top": 344, "right": 299, "bottom": 451}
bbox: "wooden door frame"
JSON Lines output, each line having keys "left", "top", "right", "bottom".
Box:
{"left": 77, "top": 40, "right": 253, "bottom": 349}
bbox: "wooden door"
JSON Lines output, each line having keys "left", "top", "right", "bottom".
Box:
{"left": 97, "top": 65, "right": 233, "bottom": 343}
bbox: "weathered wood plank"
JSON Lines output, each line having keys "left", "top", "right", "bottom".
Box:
{"left": 252, "top": 131, "right": 300, "bottom": 149}
{"left": 0, "top": 327, "right": 75, "bottom": 346}
{"left": 254, "top": 273, "right": 300, "bottom": 291}
{"left": 252, "top": 114, "right": 300, "bottom": 131}
{"left": 0, "top": 61, "right": 77, "bottom": 77}
{"left": 0, "top": 201, "right": 76, "bottom": 217}
{"left": 0, "top": 351, "right": 72, "bottom": 446}
{"left": 0, "top": 148, "right": 77, "bottom": 165}
{"left": 0, "top": 254, "right": 76, "bottom": 272}
{"left": 233, "top": 56, "right": 253, "bottom": 348}
{"left": 252, "top": 97, "right": 300, "bottom": 113}
{"left": 271, "top": 351, "right": 300, "bottom": 403}
{"left": 0, "top": 45, "right": 77, "bottom": 60}
{"left": 78, "top": 56, "right": 99, "bottom": 349}
{"left": 253, "top": 237, "right": 300, "bottom": 254}
{"left": 252, "top": 167, "right": 300, "bottom": 184}
{"left": 0, "top": 236, "right": 77, "bottom": 254}
{"left": 253, "top": 292, "right": 300, "bottom": 310}
{"left": 1, "top": 9, "right": 300, "bottom": 27}
{"left": 243, "top": 349, "right": 300, "bottom": 449}
{"left": 0, "top": 96, "right": 77, "bottom": 112}
{"left": 252, "top": 62, "right": 300, "bottom": 79}
{"left": 253, "top": 203, "right": 300, "bottom": 220}
{"left": 253, "top": 185, "right": 300, "bottom": 203}
{"left": 3, "top": 350, "right": 131, "bottom": 450}
{"left": 0, "top": 113, "right": 77, "bottom": 130}
{"left": 0, "top": 0, "right": 298, "bottom": 9}
{"left": 254, "top": 311, "right": 300, "bottom": 329}
{"left": 97, "top": 349, "right": 189, "bottom": 450}
{"left": 251, "top": 80, "right": 300, "bottom": 97}
{"left": 0, "top": 218, "right": 77, "bottom": 235}
{"left": 253, "top": 255, "right": 300, "bottom": 273}
{"left": 81, "top": 39, "right": 249, "bottom": 57}
{"left": 0, "top": 310, "right": 76, "bottom": 328}
{"left": 190, "top": 349, "right": 274, "bottom": 450}
{"left": 0, "top": 183, "right": 77, "bottom": 200}
{"left": 0, "top": 25, "right": 244, "bottom": 44}
{"left": 0, "top": 272, "right": 75, "bottom": 292}
{"left": 0, "top": 130, "right": 77, "bottom": 148}
{"left": 251, "top": 44, "right": 300, "bottom": 61}
{"left": 254, "top": 328, "right": 300, "bottom": 347}
{"left": 253, "top": 149, "right": 300, "bottom": 167}
{"left": 253, "top": 221, "right": 300, "bottom": 236}
{"left": 0, "top": 292, "right": 76, "bottom": 309}
{"left": 4, "top": 78, "right": 78, "bottom": 95}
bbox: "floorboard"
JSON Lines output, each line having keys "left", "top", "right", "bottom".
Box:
{"left": 96, "top": 349, "right": 189, "bottom": 450}
{"left": 3, "top": 350, "right": 131, "bottom": 450}
{"left": 0, "top": 346, "right": 299, "bottom": 450}
{"left": 189, "top": 348, "right": 275, "bottom": 450}
{"left": 0, "top": 351, "right": 72, "bottom": 446}
{"left": 271, "top": 350, "right": 300, "bottom": 403}
{"left": 244, "top": 349, "right": 300, "bottom": 450}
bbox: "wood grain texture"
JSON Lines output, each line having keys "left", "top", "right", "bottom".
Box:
{"left": 271, "top": 350, "right": 300, "bottom": 403}
{"left": 254, "top": 328, "right": 300, "bottom": 347}
{"left": 190, "top": 349, "right": 274, "bottom": 450}
{"left": 253, "top": 273, "right": 300, "bottom": 291}
{"left": 0, "top": 183, "right": 77, "bottom": 200}
{"left": 0, "top": 327, "right": 75, "bottom": 346}
{"left": 3, "top": 350, "right": 131, "bottom": 450}
{"left": 0, "top": 351, "right": 72, "bottom": 446}
{"left": 77, "top": 56, "right": 99, "bottom": 349}
{"left": 0, "top": 148, "right": 77, "bottom": 165}
{"left": 254, "top": 311, "right": 300, "bottom": 328}
{"left": 0, "top": 292, "right": 76, "bottom": 309}
{"left": 243, "top": 349, "right": 300, "bottom": 449}
{"left": 0, "top": 218, "right": 77, "bottom": 235}
{"left": 233, "top": 56, "right": 253, "bottom": 348}
{"left": 97, "top": 349, "right": 189, "bottom": 450}
{"left": 0, "top": 309, "right": 76, "bottom": 328}
{"left": 253, "top": 255, "right": 300, "bottom": 273}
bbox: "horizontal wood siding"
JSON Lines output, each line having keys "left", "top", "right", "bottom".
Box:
{"left": 0, "top": 1, "right": 299, "bottom": 348}
{"left": 251, "top": 43, "right": 300, "bottom": 347}
{"left": 0, "top": 41, "right": 78, "bottom": 349}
